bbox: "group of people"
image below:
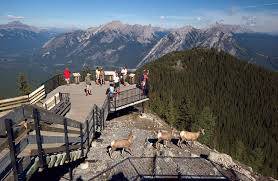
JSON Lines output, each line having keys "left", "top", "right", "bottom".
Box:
{"left": 63, "top": 66, "right": 130, "bottom": 97}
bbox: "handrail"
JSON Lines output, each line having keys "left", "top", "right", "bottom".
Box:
{"left": 0, "top": 86, "right": 149, "bottom": 180}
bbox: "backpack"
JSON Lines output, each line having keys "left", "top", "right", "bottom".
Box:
{"left": 105, "top": 88, "right": 110, "bottom": 95}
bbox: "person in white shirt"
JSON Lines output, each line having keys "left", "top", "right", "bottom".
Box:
{"left": 121, "top": 66, "right": 128, "bottom": 86}
{"left": 113, "top": 72, "right": 120, "bottom": 92}
{"left": 95, "top": 67, "right": 100, "bottom": 85}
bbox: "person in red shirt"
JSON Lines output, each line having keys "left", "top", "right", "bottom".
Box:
{"left": 64, "top": 68, "right": 71, "bottom": 85}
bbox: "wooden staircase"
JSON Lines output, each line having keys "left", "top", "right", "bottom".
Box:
{"left": 0, "top": 87, "right": 149, "bottom": 180}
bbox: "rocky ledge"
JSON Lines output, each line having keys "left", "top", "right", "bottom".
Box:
{"left": 60, "top": 111, "right": 275, "bottom": 181}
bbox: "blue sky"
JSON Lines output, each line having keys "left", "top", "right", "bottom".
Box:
{"left": 1, "top": 0, "right": 278, "bottom": 32}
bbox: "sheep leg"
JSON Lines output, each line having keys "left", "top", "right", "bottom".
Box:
{"left": 121, "top": 148, "right": 125, "bottom": 157}
{"left": 109, "top": 147, "right": 115, "bottom": 159}
{"left": 156, "top": 139, "right": 161, "bottom": 149}
{"left": 126, "top": 147, "right": 133, "bottom": 156}
{"left": 177, "top": 138, "right": 181, "bottom": 147}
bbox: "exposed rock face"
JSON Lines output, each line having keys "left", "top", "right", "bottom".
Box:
{"left": 39, "top": 21, "right": 166, "bottom": 68}
{"left": 137, "top": 24, "right": 249, "bottom": 68}
{"left": 208, "top": 151, "right": 236, "bottom": 168}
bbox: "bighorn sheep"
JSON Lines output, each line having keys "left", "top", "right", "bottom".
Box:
{"left": 178, "top": 128, "right": 205, "bottom": 147}
{"left": 108, "top": 131, "right": 135, "bottom": 158}
{"left": 156, "top": 129, "right": 177, "bottom": 148}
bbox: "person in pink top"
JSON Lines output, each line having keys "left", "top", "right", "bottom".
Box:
{"left": 64, "top": 68, "right": 71, "bottom": 85}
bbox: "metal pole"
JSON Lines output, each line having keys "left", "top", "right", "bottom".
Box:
{"left": 5, "top": 119, "right": 19, "bottom": 181}
{"left": 63, "top": 118, "right": 73, "bottom": 181}
{"left": 80, "top": 123, "right": 84, "bottom": 157}
{"left": 33, "top": 108, "right": 47, "bottom": 170}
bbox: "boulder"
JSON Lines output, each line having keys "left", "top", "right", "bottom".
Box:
{"left": 208, "top": 152, "right": 235, "bottom": 168}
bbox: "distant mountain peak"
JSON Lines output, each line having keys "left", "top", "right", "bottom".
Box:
{"left": 0, "top": 21, "right": 39, "bottom": 32}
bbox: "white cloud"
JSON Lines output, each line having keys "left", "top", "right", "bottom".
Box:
{"left": 7, "top": 14, "right": 25, "bottom": 20}
{"left": 199, "top": 9, "right": 278, "bottom": 33}
{"left": 160, "top": 16, "right": 165, "bottom": 20}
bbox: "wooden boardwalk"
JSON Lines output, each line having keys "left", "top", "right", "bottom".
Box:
{"left": 0, "top": 76, "right": 149, "bottom": 180}
{"left": 46, "top": 82, "right": 136, "bottom": 122}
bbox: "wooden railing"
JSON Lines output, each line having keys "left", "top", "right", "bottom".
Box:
{"left": 0, "top": 87, "right": 148, "bottom": 180}
{"left": 110, "top": 88, "right": 149, "bottom": 112}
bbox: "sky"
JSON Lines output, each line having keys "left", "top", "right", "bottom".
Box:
{"left": 1, "top": 0, "right": 278, "bottom": 33}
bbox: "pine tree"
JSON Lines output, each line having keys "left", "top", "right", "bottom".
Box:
{"left": 17, "top": 73, "right": 31, "bottom": 95}
{"left": 177, "top": 96, "right": 195, "bottom": 131}
{"left": 194, "top": 106, "right": 216, "bottom": 147}
{"left": 166, "top": 96, "right": 177, "bottom": 126}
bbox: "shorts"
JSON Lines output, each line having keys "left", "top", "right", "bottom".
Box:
{"left": 86, "top": 84, "right": 90, "bottom": 90}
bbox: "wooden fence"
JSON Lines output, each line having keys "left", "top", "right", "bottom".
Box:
{"left": 0, "top": 85, "right": 46, "bottom": 112}
{"left": 0, "top": 87, "right": 149, "bottom": 180}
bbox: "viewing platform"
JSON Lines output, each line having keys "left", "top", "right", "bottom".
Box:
{"left": 0, "top": 72, "right": 149, "bottom": 181}
{"left": 46, "top": 81, "right": 138, "bottom": 122}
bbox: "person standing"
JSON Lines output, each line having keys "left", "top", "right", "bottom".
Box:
{"left": 121, "top": 66, "right": 128, "bottom": 86}
{"left": 141, "top": 69, "right": 149, "bottom": 96}
{"left": 64, "top": 67, "right": 71, "bottom": 85}
{"left": 85, "top": 73, "right": 92, "bottom": 96}
{"left": 95, "top": 67, "right": 100, "bottom": 85}
{"left": 99, "top": 68, "right": 105, "bottom": 85}
{"left": 113, "top": 72, "right": 120, "bottom": 93}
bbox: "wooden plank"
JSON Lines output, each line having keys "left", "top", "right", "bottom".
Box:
{"left": 28, "top": 85, "right": 45, "bottom": 98}
{"left": 33, "top": 108, "right": 47, "bottom": 170}
{"left": 0, "top": 102, "right": 28, "bottom": 112}
{"left": 114, "top": 98, "right": 149, "bottom": 111}
{"left": 23, "top": 105, "right": 80, "bottom": 128}
{"left": 29, "top": 91, "right": 45, "bottom": 105}
{"left": 5, "top": 119, "right": 19, "bottom": 181}
{"left": 0, "top": 98, "right": 29, "bottom": 108}
{"left": 27, "top": 144, "right": 81, "bottom": 157}
{"left": 25, "top": 157, "right": 39, "bottom": 181}
{"left": 0, "top": 95, "right": 29, "bottom": 104}
{"left": 29, "top": 123, "right": 80, "bottom": 135}
{"left": 27, "top": 135, "right": 80, "bottom": 145}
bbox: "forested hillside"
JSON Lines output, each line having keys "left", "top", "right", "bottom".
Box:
{"left": 137, "top": 48, "right": 278, "bottom": 178}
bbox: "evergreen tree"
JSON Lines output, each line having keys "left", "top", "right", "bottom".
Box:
{"left": 194, "top": 106, "right": 216, "bottom": 147}
{"left": 166, "top": 96, "right": 178, "bottom": 126}
{"left": 17, "top": 73, "right": 31, "bottom": 95}
{"left": 177, "top": 96, "right": 195, "bottom": 131}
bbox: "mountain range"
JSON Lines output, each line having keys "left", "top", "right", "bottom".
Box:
{"left": 0, "top": 21, "right": 278, "bottom": 71}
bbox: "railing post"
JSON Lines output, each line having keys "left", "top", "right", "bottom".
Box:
{"left": 63, "top": 118, "right": 73, "bottom": 180}
{"left": 114, "top": 96, "right": 116, "bottom": 112}
{"left": 102, "top": 108, "right": 105, "bottom": 129}
{"left": 33, "top": 108, "right": 47, "bottom": 170}
{"left": 5, "top": 119, "right": 19, "bottom": 181}
{"left": 54, "top": 95, "right": 57, "bottom": 105}
{"left": 80, "top": 123, "right": 84, "bottom": 157}
{"left": 86, "top": 120, "right": 90, "bottom": 154}
{"left": 107, "top": 95, "right": 111, "bottom": 113}
{"left": 92, "top": 108, "right": 96, "bottom": 135}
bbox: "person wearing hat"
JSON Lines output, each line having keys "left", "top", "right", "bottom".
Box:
{"left": 85, "top": 73, "right": 92, "bottom": 96}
